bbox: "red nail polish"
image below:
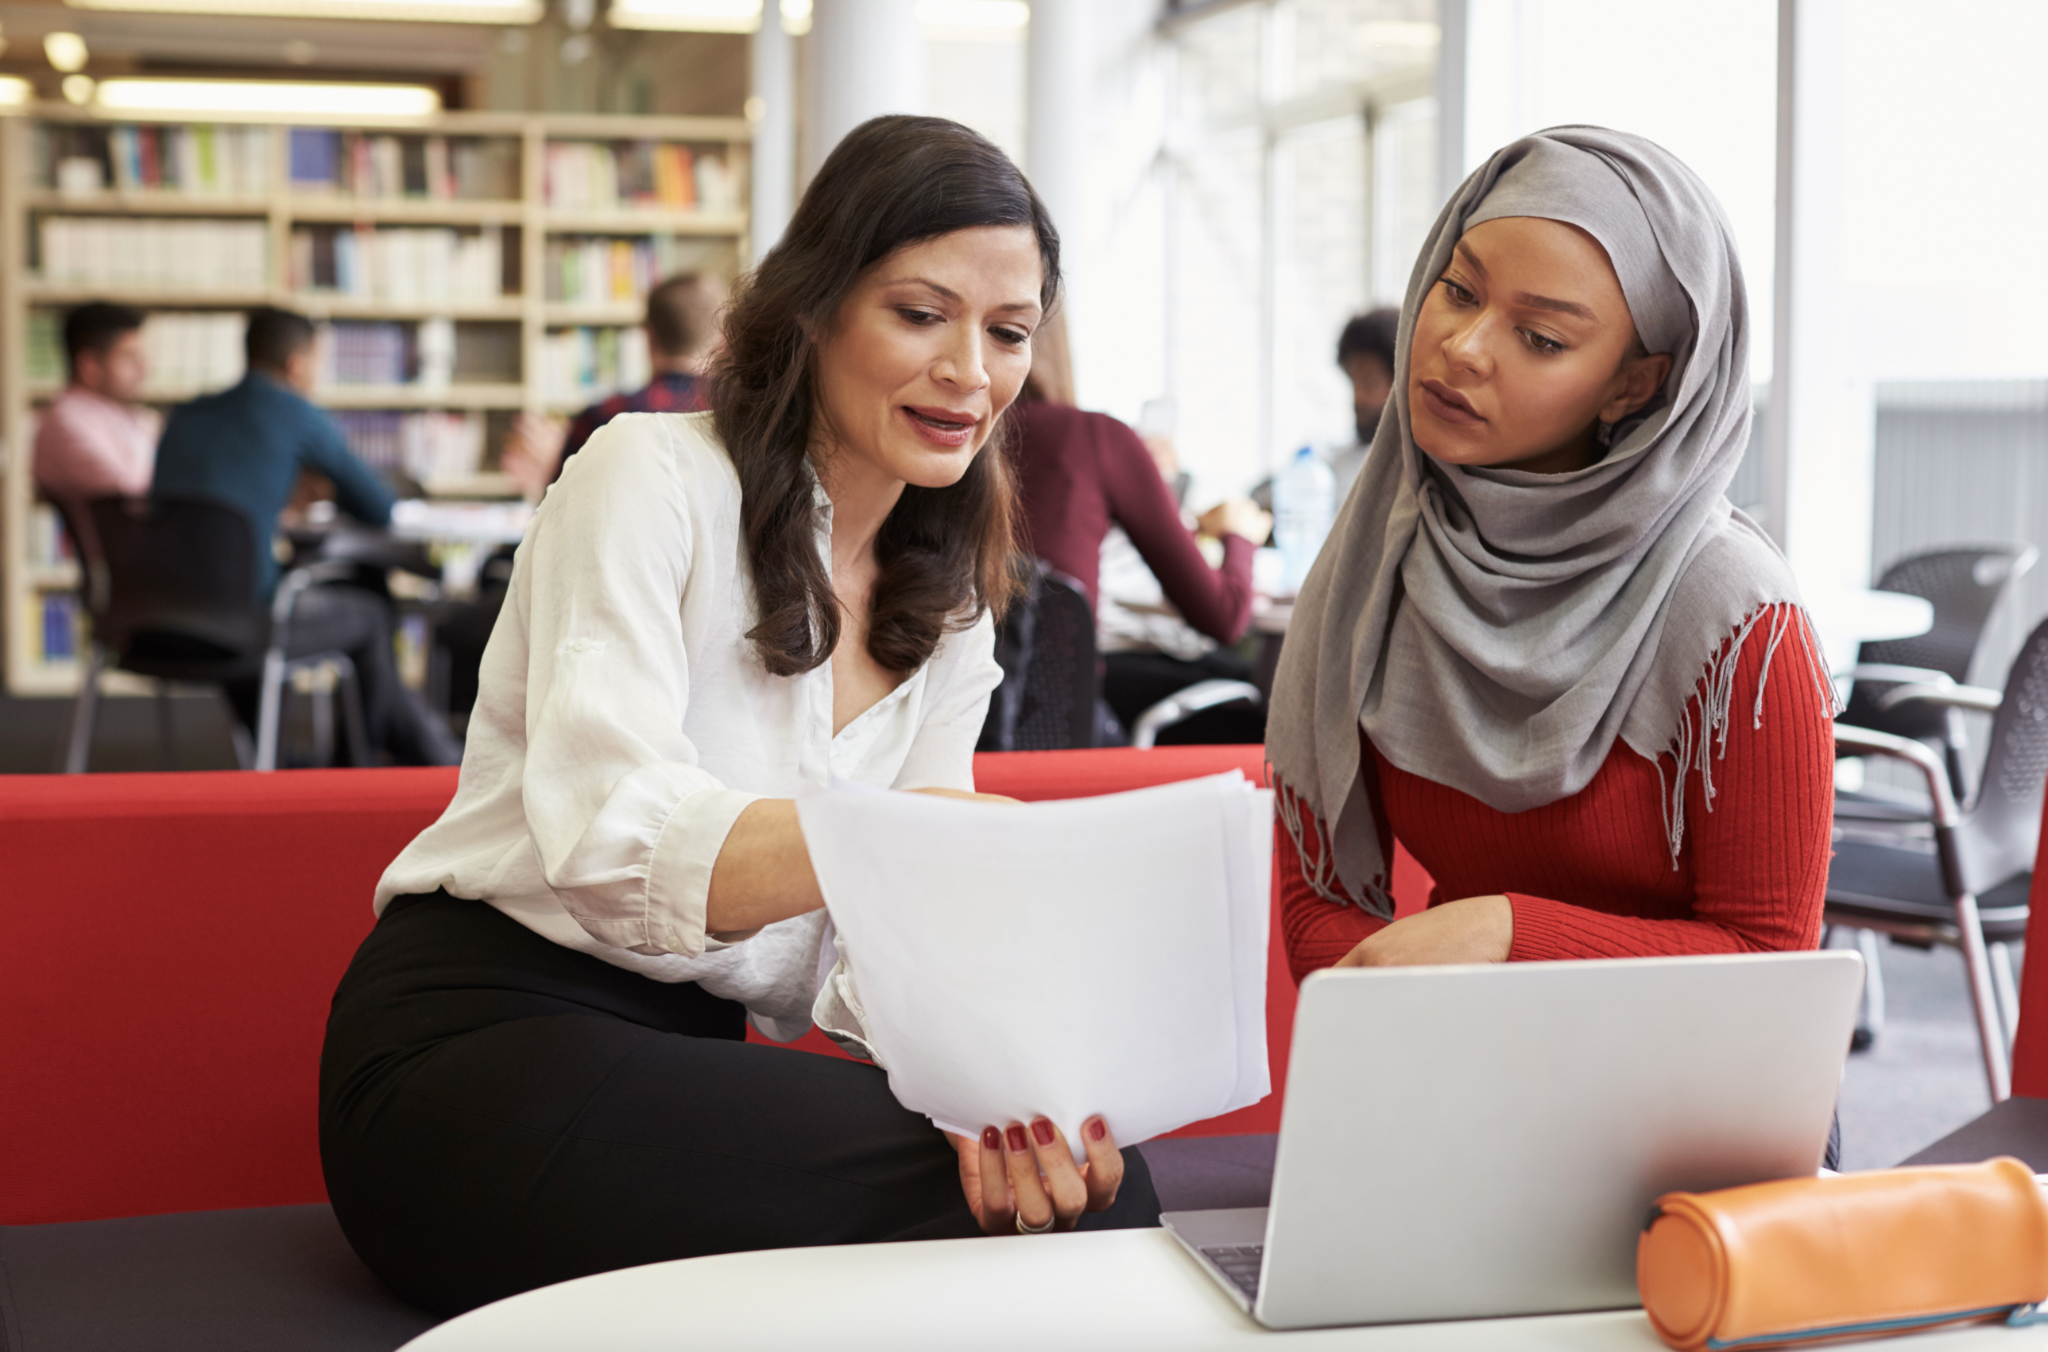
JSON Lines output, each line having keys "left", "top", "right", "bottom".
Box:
{"left": 1031, "top": 1118, "right": 1054, "bottom": 1146}
{"left": 1006, "top": 1124, "right": 1028, "bottom": 1153}
{"left": 1087, "top": 1119, "right": 1107, "bottom": 1143}
{"left": 981, "top": 1126, "right": 1001, "bottom": 1151}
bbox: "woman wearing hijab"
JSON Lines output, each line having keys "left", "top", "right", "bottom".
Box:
{"left": 1267, "top": 127, "right": 1837, "bottom": 984}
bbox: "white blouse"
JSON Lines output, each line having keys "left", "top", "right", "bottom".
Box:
{"left": 376, "top": 411, "right": 1003, "bottom": 1040}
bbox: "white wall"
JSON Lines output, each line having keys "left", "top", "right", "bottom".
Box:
{"left": 1838, "top": 0, "right": 2048, "bottom": 382}
{"left": 1455, "top": 0, "right": 1780, "bottom": 382}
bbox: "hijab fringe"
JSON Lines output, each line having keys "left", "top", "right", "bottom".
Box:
{"left": 1272, "top": 771, "right": 1397, "bottom": 920}
{"left": 1654, "top": 602, "right": 1839, "bottom": 869}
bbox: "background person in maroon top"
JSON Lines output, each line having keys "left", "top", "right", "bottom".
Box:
{"left": 1008, "top": 309, "right": 1270, "bottom": 743}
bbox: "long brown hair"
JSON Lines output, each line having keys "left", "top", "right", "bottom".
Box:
{"left": 709, "top": 115, "right": 1059, "bottom": 677}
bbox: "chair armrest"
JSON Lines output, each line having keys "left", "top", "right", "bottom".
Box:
{"left": 1129, "top": 679, "right": 1262, "bottom": 750}
{"left": 1832, "top": 724, "right": 1961, "bottom": 827}
{"left": 269, "top": 561, "right": 355, "bottom": 627}
{"left": 1875, "top": 683, "right": 2003, "bottom": 715}
{"left": 1843, "top": 663, "right": 1956, "bottom": 687}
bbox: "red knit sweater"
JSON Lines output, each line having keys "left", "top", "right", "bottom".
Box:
{"left": 1277, "top": 605, "right": 1835, "bottom": 983}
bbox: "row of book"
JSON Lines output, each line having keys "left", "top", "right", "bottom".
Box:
{"left": 334, "top": 410, "right": 490, "bottom": 486}
{"left": 39, "top": 123, "right": 272, "bottom": 198}
{"left": 26, "top": 312, "right": 65, "bottom": 388}
{"left": 41, "top": 595, "right": 81, "bottom": 666}
{"left": 543, "top": 142, "right": 739, "bottom": 214}
{"left": 320, "top": 320, "right": 424, "bottom": 387}
{"left": 543, "top": 235, "right": 703, "bottom": 306}
{"left": 289, "top": 225, "right": 510, "bottom": 305}
{"left": 138, "top": 312, "right": 247, "bottom": 394}
{"left": 539, "top": 326, "right": 652, "bottom": 407}
{"left": 289, "top": 131, "right": 522, "bottom": 202}
{"left": 25, "top": 309, "right": 242, "bottom": 394}
{"left": 39, "top": 216, "right": 269, "bottom": 291}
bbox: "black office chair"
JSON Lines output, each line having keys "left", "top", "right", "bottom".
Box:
{"left": 1837, "top": 544, "right": 2037, "bottom": 814}
{"left": 62, "top": 496, "right": 369, "bottom": 773}
{"left": 1825, "top": 613, "right": 2048, "bottom": 1104}
{"left": 979, "top": 561, "right": 1099, "bottom": 752}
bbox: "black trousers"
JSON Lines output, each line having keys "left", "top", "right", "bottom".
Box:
{"left": 319, "top": 892, "right": 1161, "bottom": 1316}
{"left": 224, "top": 584, "right": 461, "bottom": 767}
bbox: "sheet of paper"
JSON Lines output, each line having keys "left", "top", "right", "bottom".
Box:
{"left": 796, "top": 772, "right": 1271, "bottom": 1160}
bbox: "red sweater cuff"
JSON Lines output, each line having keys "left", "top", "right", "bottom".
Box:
{"left": 1506, "top": 891, "right": 1715, "bottom": 961}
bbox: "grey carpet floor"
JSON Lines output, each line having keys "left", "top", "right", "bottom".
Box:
{"left": 1837, "top": 934, "right": 2009, "bottom": 1169}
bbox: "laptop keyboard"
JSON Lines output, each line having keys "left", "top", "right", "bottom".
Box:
{"left": 1200, "top": 1244, "right": 1264, "bottom": 1301}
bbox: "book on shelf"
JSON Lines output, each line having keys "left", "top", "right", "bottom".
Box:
{"left": 540, "top": 326, "right": 651, "bottom": 406}
{"left": 38, "top": 216, "right": 268, "bottom": 291}
{"left": 290, "top": 224, "right": 509, "bottom": 305}
{"left": 543, "top": 235, "right": 698, "bottom": 305}
{"left": 41, "top": 594, "right": 79, "bottom": 664}
{"left": 37, "top": 122, "right": 271, "bottom": 197}
{"left": 335, "top": 409, "right": 488, "bottom": 485}
{"left": 289, "top": 130, "right": 520, "bottom": 201}
{"left": 29, "top": 505, "right": 75, "bottom": 568}
{"left": 26, "top": 311, "right": 65, "bottom": 388}
{"left": 543, "top": 141, "right": 739, "bottom": 214}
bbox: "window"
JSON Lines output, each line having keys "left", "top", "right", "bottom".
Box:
{"left": 1163, "top": 0, "right": 1438, "bottom": 491}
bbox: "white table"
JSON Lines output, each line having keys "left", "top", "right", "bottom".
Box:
{"left": 400, "top": 1227, "right": 2047, "bottom": 1352}
{"left": 385, "top": 498, "right": 534, "bottom": 595}
{"left": 1806, "top": 587, "right": 1936, "bottom": 677}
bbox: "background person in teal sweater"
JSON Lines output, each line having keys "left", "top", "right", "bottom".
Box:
{"left": 153, "top": 307, "right": 459, "bottom": 766}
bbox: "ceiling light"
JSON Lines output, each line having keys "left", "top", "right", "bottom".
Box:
{"left": 606, "top": 0, "right": 757, "bottom": 31}
{"left": 93, "top": 78, "right": 442, "bottom": 117}
{"left": 45, "top": 31, "right": 89, "bottom": 73}
{"left": 64, "top": 0, "right": 541, "bottom": 22}
{"left": 0, "top": 75, "right": 32, "bottom": 107}
{"left": 780, "top": 0, "right": 809, "bottom": 35}
{"left": 918, "top": 0, "right": 1026, "bottom": 26}
{"left": 62, "top": 73, "right": 95, "bottom": 104}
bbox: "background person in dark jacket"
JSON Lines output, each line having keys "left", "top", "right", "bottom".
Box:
{"left": 153, "top": 307, "right": 460, "bottom": 766}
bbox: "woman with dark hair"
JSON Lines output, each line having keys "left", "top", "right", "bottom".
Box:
{"left": 319, "top": 115, "right": 1156, "bottom": 1317}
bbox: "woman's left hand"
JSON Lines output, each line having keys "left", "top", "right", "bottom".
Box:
{"left": 1335, "top": 894, "right": 1514, "bottom": 967}
{"left": 947, "top": 1114, "right": 1123, "bottom": 1235}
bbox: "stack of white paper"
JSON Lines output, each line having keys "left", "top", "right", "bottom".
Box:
{"left": 795, "top": 772, "right": 1272, "bottom": 1160}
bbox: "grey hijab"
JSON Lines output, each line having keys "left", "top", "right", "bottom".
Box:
{"left": 1265, "top": 126, "right": 1835, "bottom": 918}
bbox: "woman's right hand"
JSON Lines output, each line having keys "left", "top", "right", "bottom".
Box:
{"left": 949, "top": 1115, "right": 1125, "bottom": 1234}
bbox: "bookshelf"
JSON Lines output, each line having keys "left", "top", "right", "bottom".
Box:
{"left": 2, "top": 105, "right": 749, "bottom": 696}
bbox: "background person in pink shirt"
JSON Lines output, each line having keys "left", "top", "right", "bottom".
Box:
{"left": 33, "top": 302, "right": 160, "bottom": 550}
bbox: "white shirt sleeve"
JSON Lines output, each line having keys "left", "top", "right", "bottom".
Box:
{"left": 514, "top": 419, "right": 762, "bottom": 960}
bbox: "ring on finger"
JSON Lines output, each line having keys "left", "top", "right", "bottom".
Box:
{"left": 1015, "top": 1209, "right": 1055, "bottom": 1234}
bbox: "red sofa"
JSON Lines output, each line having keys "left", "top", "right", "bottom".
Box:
{"left": 2, "top": 746, "right": 1313, "bottom": 1229}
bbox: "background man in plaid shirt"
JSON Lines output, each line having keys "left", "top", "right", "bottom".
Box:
{"left": 501, "top": 272, "right": 728, "bottom": 495}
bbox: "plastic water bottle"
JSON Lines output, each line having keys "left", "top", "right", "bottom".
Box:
{"left": 1273, "top": 446, "right": 1336, "bottom": 595}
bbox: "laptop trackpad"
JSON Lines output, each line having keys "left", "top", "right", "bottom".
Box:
{"left": 1162, "top": 1207, "right": 1268, "bottom": 1248}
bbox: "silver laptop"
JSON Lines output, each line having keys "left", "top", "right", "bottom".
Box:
{"left": 1163, "top": 950, "right": 1863, "bottom": 1330}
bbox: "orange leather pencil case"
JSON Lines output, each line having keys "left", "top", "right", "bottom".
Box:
{"left": 1637, "top": 1157, "right": 2048, "bottom": 1350}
